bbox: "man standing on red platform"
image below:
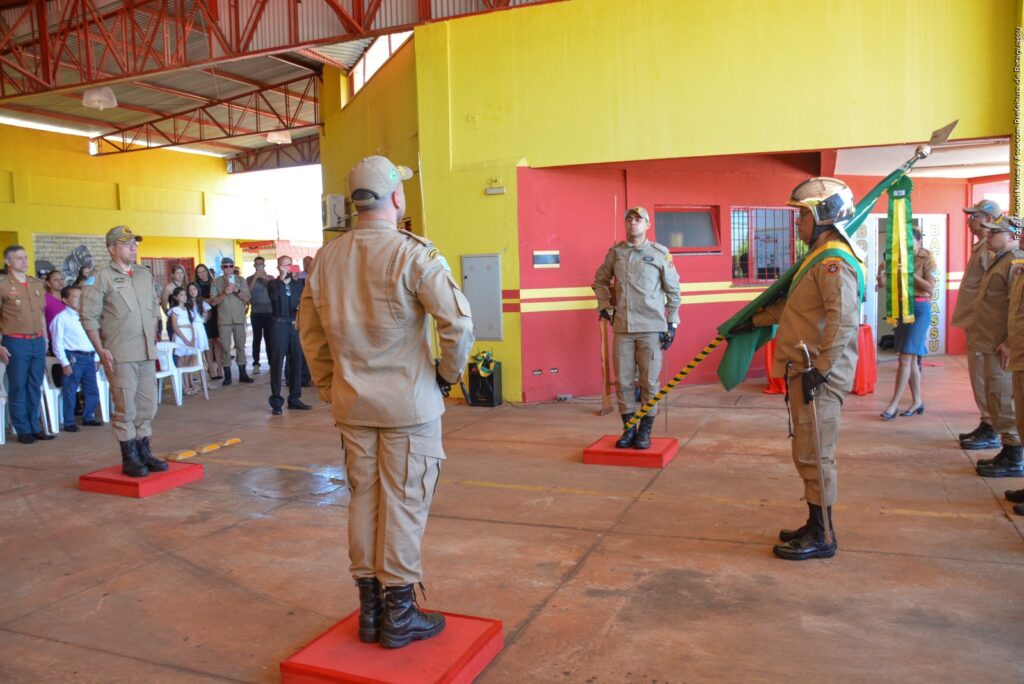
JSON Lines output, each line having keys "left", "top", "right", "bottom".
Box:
{"left": 592, "top": 207, "right": 681, "bottom": 450}
{"left": 300, "top": 156, "right": 473, "bottom": 649}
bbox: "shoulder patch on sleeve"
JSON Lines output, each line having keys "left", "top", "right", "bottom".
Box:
{"left": 84, "top": 276, "right": 95, "bottom": 286}
{"left": 823, "top": 258, "right": 842, "bottom": 275}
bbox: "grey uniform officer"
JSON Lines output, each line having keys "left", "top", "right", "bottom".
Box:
{"left": 80, "top": 226, "right": 167, "bottom": 477}
{"left": 592, "top": 206, "right": 681, "bottom": 450}
{"left": 299, "top": 156, "right": 474, "bottom": 650}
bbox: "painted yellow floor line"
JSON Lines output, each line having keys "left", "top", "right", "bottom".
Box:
{"left": 170, "top": 438, "right": 242, "bottom": 461}
{"left": 447, "top": 478, "right": 626, "bottom": 498}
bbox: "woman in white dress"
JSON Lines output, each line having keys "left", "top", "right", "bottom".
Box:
{"left": 167, "top": 287, "right": 201, "bottom": 396}
{"left": 186, "top": 282, "right": 211, "bottom": 355}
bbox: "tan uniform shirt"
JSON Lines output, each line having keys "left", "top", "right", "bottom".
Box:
{"left": 754, "top": 252, "right": 861, "bottom": 390}
{"left": 912, "top": 247, "right": 938, "bottom": 299}
{"left": 0, "top": 274, "right": 46, "bottom": 336}
{"left": 299, "top": 219, "right": 475, "bottom": 428}
{"left": 210, "top": 275, "right": 250, "bottom": 324}
{"left": 952, "top": 239, "right": 991, "bottom": 329}
{"left": 1007, "top": 256, "right": 1024, "bottom": 371}
{"left": 592, "top": 240, "right": 681, "bottom": 333}
{"left": 966, "top": 246, "right": 1024, "bottom": 354}
{"left": 80, "top": 262, "right": 159, "bottom": 362}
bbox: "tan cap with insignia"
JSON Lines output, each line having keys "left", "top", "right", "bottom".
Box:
{"left": 106, "top": 225, "right": 143, "bottom": 246}
{"left": 348, "top": 156, "right": 414, "bottom": 208}
{"left": 624, "top": 207, "right": 650, "bottom": 222}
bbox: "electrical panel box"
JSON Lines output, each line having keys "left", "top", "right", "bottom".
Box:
{"left": 460, "top": 254, "right": 502, "bottom": 341}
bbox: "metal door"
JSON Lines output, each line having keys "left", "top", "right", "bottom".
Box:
{"left": 460, "top": 254, "right": 502, "bottom": 341}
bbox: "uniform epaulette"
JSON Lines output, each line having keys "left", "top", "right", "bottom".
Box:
{"left": 399, "top": 229, "right": 434, "bottom": 248}
{"left": 649, "top": 242, "right": 669, "bottom": 255}
{"left": 609, "top": 241, "right": 626, "bottom": 251}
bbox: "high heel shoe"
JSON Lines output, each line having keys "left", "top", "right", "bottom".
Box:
{"left": 900, "top": 404, "right": 925, "bottom": 417}
{"left": 880, "top": 409, "right": 898, "bottom": 420}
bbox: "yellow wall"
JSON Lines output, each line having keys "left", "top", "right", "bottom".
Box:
{"left": 321, "top": 0, "right": 1017, "bottom": 401}
{"left": 0, "top": 124, "right": 275, "bottom": 267}
{"left": 320, "top": 41, "right": 423, "bottom": 235}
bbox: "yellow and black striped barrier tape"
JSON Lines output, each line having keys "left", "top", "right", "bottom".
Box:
{"left": 623, "top": 335, "right": 726, "bottom": 430}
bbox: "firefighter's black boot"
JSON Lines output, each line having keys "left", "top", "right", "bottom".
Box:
{"left": 976, "top": 445, "right": 1024, "bottom": 478}
{"left": 773, "top": 503, "right": 836, "bottom": 560}
{"left": 222, "top": 366, "right": 232, "bottom": 386}
{"left": 356, "top": 578, "right": 384, "bottom": 643}
{"left": 959, "top": 421, "right": 991, "bottom": 442}
{"left": 961, "top": 422, "right": 1000, "bottom": 451}
{"left": 120, "top": 440, "right": 148, "bottom": 478}
{"left": 380, "top": 584, "right": 445, "bottom": 649}
{"left": 615, "top": 413, "right": 637, "bottom": 449}
{"left": 136, "top": 436, "right": 168, "bottom": 472}
{"left": 633, "top": 414, "right": 655, "bottom": 450}
{"left": 237, "top": 363, "right": 254, "bottom": 384}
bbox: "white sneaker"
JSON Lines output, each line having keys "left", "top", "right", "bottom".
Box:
{"left": 253, "top": 364, "right": 262, "bottom": 375}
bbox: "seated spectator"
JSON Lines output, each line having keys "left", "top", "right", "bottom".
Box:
{"left": 49, "top": 285, "right": 102, "bottom": 431}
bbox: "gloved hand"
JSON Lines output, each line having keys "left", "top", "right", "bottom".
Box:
{"left": 436, "top": 370, "right": 452, "bottom": 398}
{"left": 659, "top": 323, "right": 677, "bottom": 350}
{"left": 801, "top": 367, "right": 829, "bottom": 403}
{"left": 599, "top": 308, "right": 614, "bottom": 322}
{"left": 729, "top": 319, "right": 754, "bottom": 335}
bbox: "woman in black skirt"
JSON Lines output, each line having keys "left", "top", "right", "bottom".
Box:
{"left": 194, "top": 263, "right": 223, "bottom": 379}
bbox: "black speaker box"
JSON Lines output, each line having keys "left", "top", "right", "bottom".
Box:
{"left": 466, "top": 361, "right": 502, "bottom": 407}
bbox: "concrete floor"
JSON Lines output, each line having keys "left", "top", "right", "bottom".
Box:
{"left": 1, "top": 356, "right": 1022, "bottom": 683}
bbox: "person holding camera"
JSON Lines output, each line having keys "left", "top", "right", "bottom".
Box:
{"left": 267, "top": 255, "right": 310, "bottom": 414}
{"left": 209, "top": 256, "right": 252, "bottom": 386}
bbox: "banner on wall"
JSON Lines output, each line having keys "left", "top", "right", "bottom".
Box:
{"left": 203, "top": 239, "right": 235, "bottom": 274}
{"left": 33, "top": 233, "right": 108, "bottom": 281}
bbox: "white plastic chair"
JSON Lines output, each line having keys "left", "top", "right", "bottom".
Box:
{"left": 42, "top": 357, "right": 63, "bottom": 433}
{"left": 95, "top": 365, "right": 112, "bottom": 423}
{"left": 174, "top": 351, "right": 209, "bottom": 401}
{"left": 155, "top": 341, "right": 182, "bottom": 406}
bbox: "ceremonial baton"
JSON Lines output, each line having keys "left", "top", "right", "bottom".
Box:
{"left": 797, "top": 341, "right": 833, "bottom": 546}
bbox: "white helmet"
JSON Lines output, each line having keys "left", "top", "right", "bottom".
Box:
{"left": 787, "top": 177, "right": 856, "bottom": 227}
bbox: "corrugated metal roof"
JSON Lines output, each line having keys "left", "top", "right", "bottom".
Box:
{"left": 304, "top": 37, "right": 374, "bottom": 70}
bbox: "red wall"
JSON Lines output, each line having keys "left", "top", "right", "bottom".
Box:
{"left": 517, "top": 154, "right": 971, "bottom": 402}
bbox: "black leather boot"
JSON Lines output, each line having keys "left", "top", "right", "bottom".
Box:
{"left": 237, "top": 363, "right": 254, "bottom": 384}
{"left": 615, "top": 413, "right": 637, "bottom": 449}
{"left": 778, "top": 503, "right": 839, "bottom": 544}
{"left": 120, "top": 440, "right": 148, "bottom": 478}
{"left": 222, "top": 366, "right": 232, "bottom": 386}
{"left": 961, "top": 423, "right": 1000, "bottom": 450}
{"left": 977, "top": 440, "right": 1014, "bottom": 466}
{"left": 976, "top": 445, "right": 1024, "bottom": 477}
{"left": 959, "top": 421, "right": 991, "bottom": 442}
{"left": 136, "top": 437, "right": 168, "bottom": 472}
{"left": 380, "top": 584, "right": 445, "bottom": 649}
{"left": 1004, "top": 489, "right": 1024, "bottom": 504}
{"left": 633, "top": 415, "right": 655, "bottom": 450}
{"left": 356, "top": 578, "right": 384, "bottom": 643}
{"left": 772, "top": 503, "right": 835, "bottom": 560}
{"left": 1014, "top": 504, "right": 1024, "bottom": 516}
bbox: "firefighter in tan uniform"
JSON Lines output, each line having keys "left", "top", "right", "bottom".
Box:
{"left": 954, "top": 199, "right": 1002, "bottom": 450}
{"left": 592, "top": 207, "right": 681, "bottom": 450}
{"left": 209, "top": 256, "right": 252, "bottom": 386}
{"left": 0, "top": 245, "right": 53, "bottom": 443}
{"left": 970, "top": 215, "right": 1024, "bottom": 477}
{"left": 1000, "top": 218, "right": 1024, "bottom": 510}
{"left": 299, "top": 156, "right": 473, "bottom": 649}
{"left": 750, "top": 178, "right": 863, "bottom": 561}
{"left": 80, "top": 226, "right": 167, "bottom": 477}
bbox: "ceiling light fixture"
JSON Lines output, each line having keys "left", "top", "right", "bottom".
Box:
{"left": 82, "top": 86, "right": 118, "bottom": 111}
{"left": 267, "top": 130, "right": 292, "bottom": 145}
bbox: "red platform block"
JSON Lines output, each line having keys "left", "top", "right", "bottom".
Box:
{"left": 78, "top": 461, "right": 203, "bottom": 498}
{"left": 281, "top": 610, "right": 503, "bottom": 684}
{"left": 582, "top": 435, "right": 679, "bottom": 469}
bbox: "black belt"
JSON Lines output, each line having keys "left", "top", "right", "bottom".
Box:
{"left": 274, "top": 316, "right": 296, "bottom": 322}
{"left": 68, "top": 350, "right": 93, "bottom": 354}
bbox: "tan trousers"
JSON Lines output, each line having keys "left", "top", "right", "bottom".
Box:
{"left": 614, "top": 332, "right": 662, "bottom": 416}
{"left": 218, "top": 322, "right": 246, "bottom": 368}
{"left": 967, "top": 351, "right": 991, "bottom": 423}
{"left": 982, "top": 353, "right": 1019, "bottom": 446}
{"left": 340, "top": 417, "right": 444, "bottom": 587}
{"left": 110, "top": 360, "right": 157, "bottom": 442}
{"left": 788, "top": 378, "right": 843, "bottom": 507}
